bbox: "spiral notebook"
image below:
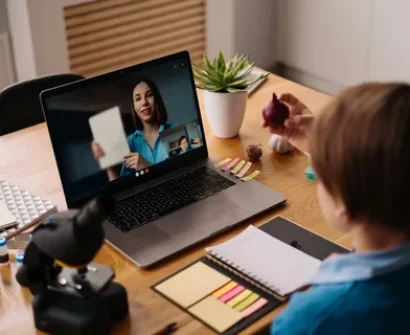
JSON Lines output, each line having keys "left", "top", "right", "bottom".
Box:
{"left": 206, "top": 225, "right": 321, "bottom": 297}
{"left": 152, "top": 217, "right": 347, "bottom": 334}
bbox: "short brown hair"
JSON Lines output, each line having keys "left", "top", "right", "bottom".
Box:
{"left": 311, "top": 82, "right": 410, "bottom": 231}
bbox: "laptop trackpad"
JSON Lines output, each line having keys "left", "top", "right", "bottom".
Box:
{"left": 154, "top": 196, "right": 249, "bottom": 236}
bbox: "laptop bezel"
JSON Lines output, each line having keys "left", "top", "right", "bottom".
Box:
{"left": 40, "top": 51, "right": 209, "bottom": 209}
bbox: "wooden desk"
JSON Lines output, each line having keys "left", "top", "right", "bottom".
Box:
{"left": 0, "top": 73, "right": 350, "bottom": 334}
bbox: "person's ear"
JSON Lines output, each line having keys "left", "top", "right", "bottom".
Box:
{"left": 334, "top": 206, "right": 346, "bottom": 218}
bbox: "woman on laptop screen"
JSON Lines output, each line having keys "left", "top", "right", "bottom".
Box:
{"left": 178, "top": 135, "right": 192, "bottom": 155}
{"left": 92, "top": 78, "right": 173, "bottom": 180}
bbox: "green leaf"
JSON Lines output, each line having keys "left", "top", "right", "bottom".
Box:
{"left": 217, "top": 51, "right": 226, "bottom": 73}
{"left": 226, "top": 78, "right": 248, "bottom": 87}
{"left": 227, "top": 87, "right": 247, "bottom": 93}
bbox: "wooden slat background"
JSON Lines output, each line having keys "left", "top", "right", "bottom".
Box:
{"left": 64, "top": 0, "right": 206, "bottom": 77}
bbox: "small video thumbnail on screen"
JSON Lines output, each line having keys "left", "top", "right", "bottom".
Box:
{"left": 159, "top": 120, "right": 203, "bottom": 158}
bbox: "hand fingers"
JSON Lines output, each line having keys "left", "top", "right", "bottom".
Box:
{"left": 123, "top": 152, "right": 137, "bottom": 159}
{"left": 278, "top": 93, "right": 308, "bottom": 117}
{"left": 284, "top": 115, "right": 314, "bottom": 129}
{"left": 125, "top": 156, "right": 139, "bottom": 169}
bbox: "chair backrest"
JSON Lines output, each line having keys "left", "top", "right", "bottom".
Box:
{"left": 0, "top": 73, "right": 85, "bottom": 135}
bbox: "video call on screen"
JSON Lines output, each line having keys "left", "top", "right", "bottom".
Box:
{"left": 44, "top": 58, "right": 204, "bottom": 199}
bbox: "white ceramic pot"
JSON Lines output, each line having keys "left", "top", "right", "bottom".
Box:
{"left": 202, "top": 90, "right": 247, "bottom": 138}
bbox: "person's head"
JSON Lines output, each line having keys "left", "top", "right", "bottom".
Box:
{"left": 311, "top": 83, "right": 410, "bottom": 235}
{"left": 131, "top": 79, "right": 168, "bottom": 129}
{"left": 178, "top": 135, "right": 188, "bottom": 152}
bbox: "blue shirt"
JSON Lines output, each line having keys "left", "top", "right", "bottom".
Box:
{"left": 120, "top": 123, "right": 172, "bottom": 176}
{"left": 271, "top": 242, "right": 410, "bottom": 335}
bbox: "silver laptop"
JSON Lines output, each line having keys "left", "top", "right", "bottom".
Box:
{"left": 41, "top": 51, "right": 286, "bottom": 267}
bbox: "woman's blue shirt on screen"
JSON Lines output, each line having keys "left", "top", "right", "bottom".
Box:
{"left": 120, "top": 123, "right": 173, "bottom": 176}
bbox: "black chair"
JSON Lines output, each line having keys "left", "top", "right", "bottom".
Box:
{"left": 0, "top": 73, "right": 84, "bottom": 135}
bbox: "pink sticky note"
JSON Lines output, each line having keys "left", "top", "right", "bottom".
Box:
{"left": 241, "top": 298, "right": 268, "bottom": 317}
{"left": 221, "top": 158, "right": 240, "bottom": 172}
{"left": 218, "top": 285, "right": 245, "bottom": 303}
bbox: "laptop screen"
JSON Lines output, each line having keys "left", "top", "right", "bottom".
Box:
{"left": 41, "top": 52, "right": 207, "bottom": 208}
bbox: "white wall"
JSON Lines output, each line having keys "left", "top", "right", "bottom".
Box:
{"left": 207, "top": 0, "right": 277, "bottom": 70}
{"left": 277, "top": 0, "right": 410, "bottom": 93}
{"left": 0, "top": 0, "right": 15, "bottom": 88}
{"left": 6, "top": 0, "right": 91, "bottom": 82}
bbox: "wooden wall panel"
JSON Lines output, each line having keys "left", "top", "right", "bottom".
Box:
{"left": 64, "top": 0, "right": 206, "bottom": 77}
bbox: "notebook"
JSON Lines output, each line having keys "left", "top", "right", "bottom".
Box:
{"left": 206, "top": 225, "right": 321, "bottom": 296}
{"left": 246, "top": 70, "right": 268, "bottom": 95}
{"left": 0, "top": 180, "right": 57, "bottom": 239}
{"left": 152, "top": 216, "right": 347, "bottom": 334}
{"left": 89, "top": 106, "right": 129, "bottom": 169}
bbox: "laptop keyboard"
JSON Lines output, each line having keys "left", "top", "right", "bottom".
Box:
{"left": 107, "top": 167, "right": 236, "bottom": 232}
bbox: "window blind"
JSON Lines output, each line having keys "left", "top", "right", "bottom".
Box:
{"left": 64, "top": 0, "right": 206, "bottom": 77}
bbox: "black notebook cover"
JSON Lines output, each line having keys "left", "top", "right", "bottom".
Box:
{"left": 152, "top": 216, "right": 348, "bottom": 334}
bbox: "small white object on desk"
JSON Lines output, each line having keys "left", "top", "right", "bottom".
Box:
{"left": 0, "top": 201, "right": 17, "bottom": 230}
{"left": 268, "top": 134, "right": 293, "bottom": 154}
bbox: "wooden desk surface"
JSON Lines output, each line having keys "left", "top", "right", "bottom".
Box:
{"left": 0, "top": 73, "right": 350, "bottom": 335}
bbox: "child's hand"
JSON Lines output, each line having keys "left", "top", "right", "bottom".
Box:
{"left": 264, "top": 93, "right": 314, "bottom": 154}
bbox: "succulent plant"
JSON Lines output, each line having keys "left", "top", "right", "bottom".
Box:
{"left": 192, "top": 51, "right": 268, "bottom": 93}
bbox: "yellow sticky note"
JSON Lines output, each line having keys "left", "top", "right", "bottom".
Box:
{"left": 241, "top": 170, "right": 260, "bottom": 182}
{"left": 226, "top": 289, "right": 252, "bottom": 307}
{"left": 212, "top": 281, "right": 238, "bottom": 298}
{"left": 230, "top": 160, "right": 246, "bottom": 175}
{"left": 155, "top": 262, "right": 230, "bottom": 308}
{"left": 214, "top": 158, "right": 232, "bottom": 168}
{"left": 188, "top": 296, "right": 244, "bottom": 333}
{"left": 233, "top": 292, "right": 260, "bottom": 311}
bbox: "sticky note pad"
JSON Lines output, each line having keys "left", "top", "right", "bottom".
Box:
{"left": 155, "top": 262, "right": 230, "bottom": 308}
{"left": 188, "top": 296, "right": 244, "bottom": 333}
{"left": 226, "top": 289, "right": 252, "bottom": 307}
{"left": 241, "top": 298, "right": 268, "bottom": 317}
{"left": 234, "top": 292, "right": 260, "bottom": 311}
{"left": 212, "top": 281, "right": 238, "bottom": 298}
{"left": 219, "top": 285, "right": 245, "bottom": 303}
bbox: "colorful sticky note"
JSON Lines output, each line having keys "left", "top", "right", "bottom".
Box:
{"left": 212, "top": 281, "right": 238, "bottom": 298}
{"left": 226, "top": 289, "right": 252, "bottom": 307}
{"left": 214, "top": 158, "right": 232, "bottom": 168}
{"left": 241, "top": 298, "right": 268, "bottom": 317}
{"left": 235, "top": 162, "right": 252, "bottom": 178}
{"left": 230, "top": 160, "right": 246, "bottom": 175}
{"left": 188, "top": 296, "right": 244, "bottom": 333}
{"left": 233, "top": 292, "right": 260, "bottom": 311}
{"left": 221, "top": 158, "right": 240, "bottom": 172}
{"left": 154, "top": 262, "right": 230, "bottom": 308}
{"left": 241, "top": 170, "right": 260, "bottom": 182}
{"left": 219, "top": 285, "right": 245, "bottom": 303}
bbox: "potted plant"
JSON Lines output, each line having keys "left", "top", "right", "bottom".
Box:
{"left": 193, "top": 52, "right": 268, "bottom": 138}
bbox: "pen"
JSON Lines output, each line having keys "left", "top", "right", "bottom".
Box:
{"left": 152, "top": 322, "right": 178, "bottom": 335}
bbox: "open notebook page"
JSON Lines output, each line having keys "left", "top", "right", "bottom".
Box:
{"left": 206, "top": 225, "right": 321, "bottom": 296}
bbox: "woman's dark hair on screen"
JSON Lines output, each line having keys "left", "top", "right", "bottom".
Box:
{"left": 131, "top": 78, "right": 168, "bottom": 130}
{"left": 178, "top": 135, "right": 188, "bottom": 147}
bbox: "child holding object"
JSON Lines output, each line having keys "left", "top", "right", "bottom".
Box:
{"left": 267, "top": 84, "right": 410, "bottom": 335}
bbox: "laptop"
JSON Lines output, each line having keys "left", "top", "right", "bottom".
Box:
{"left": 40, "top": 51, "right": 286, "bottom": 267}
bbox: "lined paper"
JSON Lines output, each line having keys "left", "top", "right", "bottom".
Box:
{"left": 206, "top": 225, "right": 321, "bottom": 296}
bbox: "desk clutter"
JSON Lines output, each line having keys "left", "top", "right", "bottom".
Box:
{"left": 0, "top": 180, "right": 57, "bottom": 240}
{"left": 152, "top": 217, "right": 344, "bottom": 334}
{"left": 214, "top": 158, "right": 260, "bottom": 181}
